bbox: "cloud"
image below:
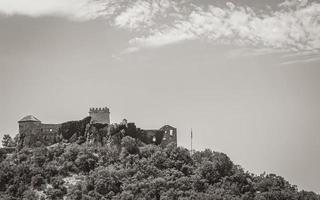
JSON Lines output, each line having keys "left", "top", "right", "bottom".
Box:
{"left": 279, "top": 51, "right": 320, "bottom": 65}
{"left": 0, "top": 0, "right": 110, "bottom": 20}
{"left": 227, "top": 48, "right": 288, "bottom": 59}
{"left": 279, "top": 0, "right": 309, "bottom": 8}
{"left": 0, "top": 0, "right": 319, "bottom": 55}
{"left": 129, "top": 22, "right": 195, "bottom": 49}
{"left": 280, "top": 55, "right": 320, "bottom": 65}
{"left": 127, "top": 1, "right": 320, "bottom": 53}
{"left": 114, "top": 1, "right": 154, "bottom": 30}
{"left": 114, "top": 0, "right": 177, "bottom": 31}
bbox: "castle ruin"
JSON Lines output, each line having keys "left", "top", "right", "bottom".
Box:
{"left": 17, "top": 115, "right": 61, "bottom": 149}
{"left": 17, "top": 107, "right": 177, "bottom": 149}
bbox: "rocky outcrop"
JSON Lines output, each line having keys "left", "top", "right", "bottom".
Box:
{"left": 85, "top": 123, "right": 109, "bottom": 145}
{"left": 59, "top": 116, "right": 91, "bottom": 142}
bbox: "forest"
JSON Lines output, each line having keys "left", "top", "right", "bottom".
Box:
{"left": 0, "top": 134, "right": 319, "bottom": 200}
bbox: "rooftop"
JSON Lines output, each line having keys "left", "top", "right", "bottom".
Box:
{"left": 18, "top": 115, "right": 41, "bottom": 123}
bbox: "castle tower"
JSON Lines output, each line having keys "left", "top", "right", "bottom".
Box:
{"left": 17, "top": 115, "right": 42, "bottom": 149}
{"left": 18, "top": 115, "right": 41, "bottom": 134}
{"left": 89, "top": 107, "right": 110, "bottom": 124}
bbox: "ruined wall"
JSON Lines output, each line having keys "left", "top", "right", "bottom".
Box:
{"left": 17, "top": 121, "right": 60, "bottom": 149}
{"left": 160, "top": 125, "right": 177, "bottom": 147}
{"left": 84, "top": 122, "right": 176, "bottom": 148}
{"left": 139, "top": 129, "right": 165, "bottom": 145}
{"left": 40, "top": 124, "right": 61, "bottom": 146}
{"left": 136, "top": 125, "right": 177, "bottom": 147}
{"left": 120, "top": 123, "right": 177, "bottom": 147}
{"left": 17, "top": 121, "right": 61, "bottom": 150}
{"left": 41, "top": 124, "right": 61, "bottom": 134}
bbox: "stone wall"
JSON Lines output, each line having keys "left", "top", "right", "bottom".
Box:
{"left": 160, "top": 125, "right": 177, "bottom": 147}
{"left": 41, "top": 124, "right": 61, "bottom": 134}
{"left": 17, "top": 121, "right": 61, "bottom": 150}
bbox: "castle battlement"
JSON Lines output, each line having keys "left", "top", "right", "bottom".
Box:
{"left": 89, "top": 107, "right": 110, "bottom": 113}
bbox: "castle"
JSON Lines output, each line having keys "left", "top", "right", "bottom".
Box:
{"left": 17, "top": 107, "right": 177, "bottom": 149}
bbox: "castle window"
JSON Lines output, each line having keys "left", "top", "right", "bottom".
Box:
{"left": 152, "top": 136, "right": 156, "bottom": 142}
{"left": 169, "top": 130, "right": 173, "bottom": 136}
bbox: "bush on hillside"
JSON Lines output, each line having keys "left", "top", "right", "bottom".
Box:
{"left": 0, "top": 136, "right": 318, "bottom": 200}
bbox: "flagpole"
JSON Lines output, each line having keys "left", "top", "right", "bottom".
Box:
{"left": 191, "top": 128, "right": 193, "bottom": 155}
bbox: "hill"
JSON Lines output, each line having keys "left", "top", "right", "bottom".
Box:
{"left": 0, "top": 136, "right": 319, "bottom": 200}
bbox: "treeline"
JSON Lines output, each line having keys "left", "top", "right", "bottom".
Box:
{"left": 0, "top": 136, "right": 319, "bottom": 200}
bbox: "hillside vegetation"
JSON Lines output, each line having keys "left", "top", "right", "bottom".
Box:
{"left": 0, "top": 136, "right": 319, "bottom": 200}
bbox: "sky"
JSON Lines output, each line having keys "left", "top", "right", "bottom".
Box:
{"left": 0, "top": 0, "right": 320, "bottom": 193}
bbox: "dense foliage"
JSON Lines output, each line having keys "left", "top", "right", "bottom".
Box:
{"left": 0, "top": 136, "right": 319, "bottom": 200}
{"left": 59, "top": 117, "right": 92, "bottom": 141}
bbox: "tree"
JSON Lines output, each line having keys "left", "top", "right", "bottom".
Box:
{"left": 31, "top": 174, "right": 45, "bottom": 189}
{"left": 22, "top": 189, "right": 39, "bottom": 200}
{"left": 75, "top": 151, "right": 98, "bottom": 174}
{"left": 0, "top": 148, "right": 7, "bottom": 163}
{"left": 2, "top": 134, "right": 16, "bottom": 147}
{"left": 85, "top": 167, "right": 122, "bottom": 196}
{"left": 32, "top": 147, "right": 48, "bottom": 167}
{"left": 47, "top": 176, "right": 67, "bottom": 200}
{"left": 121, "top": 136, "right": 140, "bottom": 155}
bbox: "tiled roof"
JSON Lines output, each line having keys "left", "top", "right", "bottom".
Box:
{"left": 18, "top": 115, "right": 41, "bottom": 122}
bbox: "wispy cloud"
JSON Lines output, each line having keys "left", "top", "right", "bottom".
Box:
{"left": 0, "top": 0, "right": 106, "bottom": 20}
{"left": 279, "top": 52, "right": 320, "bottom": 65}
{"left": 0, "top": 0, "right": 319, "bottom": 57}
{"left": 114, "top": 0, "right": 177, "bottom": 31}
{"left": 126, "top": 1, "right": 320, "bottom": 53}
{"left": 280, "top": 56, "right": 320, "bottom": 65}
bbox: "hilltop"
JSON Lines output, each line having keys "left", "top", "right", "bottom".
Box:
{"left": 0, "top": 134, "right": 319, "bottom": 200}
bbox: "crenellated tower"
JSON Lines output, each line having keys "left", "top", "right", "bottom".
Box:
{"left": 89, "top": 107, "right": 110, "bottom": 124}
